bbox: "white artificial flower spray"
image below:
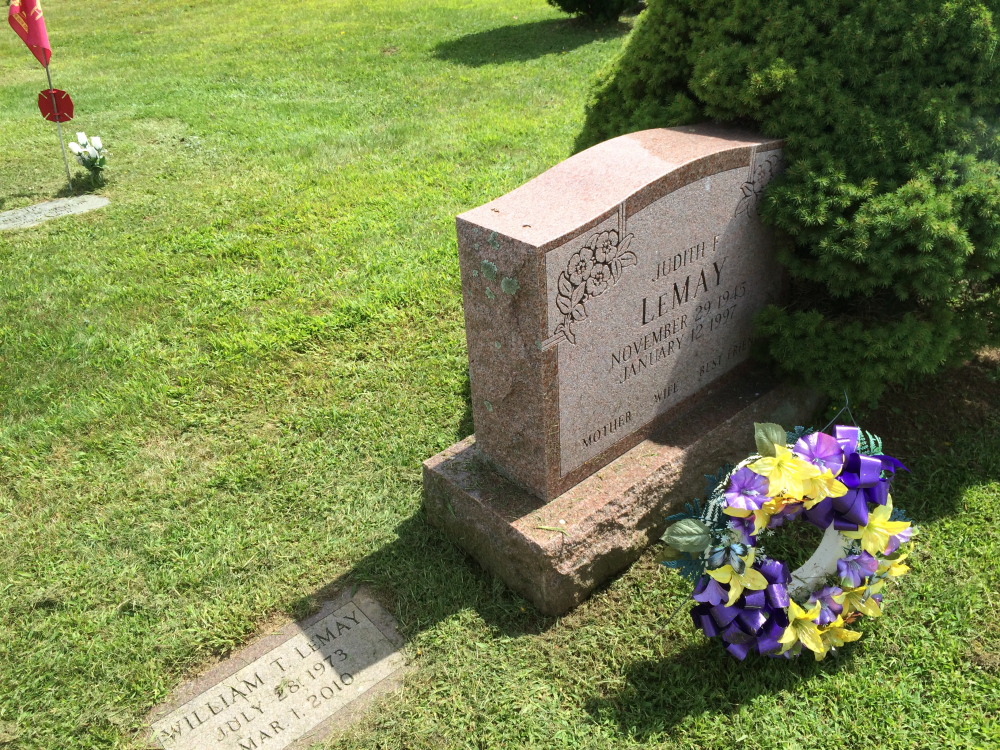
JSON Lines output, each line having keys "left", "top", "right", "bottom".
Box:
{"left": 68, "top": 132, "right": 108, "bottom": 181}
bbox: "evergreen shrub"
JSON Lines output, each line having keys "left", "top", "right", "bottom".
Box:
{"left": 578, "top": 0, "right": 1000, "bottom": 402}
{"left": 547, "top": 0, "right": 634, "bottom": 23}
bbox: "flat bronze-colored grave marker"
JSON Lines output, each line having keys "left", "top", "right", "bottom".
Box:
{"left": 148, "top": 591, "right": 406, "bottom": 750}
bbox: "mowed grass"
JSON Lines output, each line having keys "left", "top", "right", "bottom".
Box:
{"left": 0, "top": 1, "right": 998, "bottom": 749}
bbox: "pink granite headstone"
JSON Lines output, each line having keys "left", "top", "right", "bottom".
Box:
{"left": 422, "top": 126, "right": 821, "bottom": 615}
{"left": 457, "top": 126, "right": 786, "bottom": 501}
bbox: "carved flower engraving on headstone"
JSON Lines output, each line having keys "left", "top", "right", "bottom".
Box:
{"left": 552, "top": 208, "right": 636, "bottom": 345}
{"left": 735, "top": 153, "right": 783, "bottom": 218}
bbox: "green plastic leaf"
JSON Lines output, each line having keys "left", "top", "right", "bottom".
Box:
{"left": 661, "top": 518, "right": 712, "bottom": 553}
{"left": 660, "top": 546, "right": 684, "bottom": 562}
{"left": 754, "top": 422, "right": 787, "bottom": 457}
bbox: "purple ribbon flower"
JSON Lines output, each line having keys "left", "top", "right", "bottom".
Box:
{"left": 804, "top": 425, "right": 907, "bottom": 531}
{"left": 729, "top": 515, "right": 756, "bottom": 545}
{"left": 724, "top": 466, "right": 770, "bottom": 512}
{"left": 837, "top": 551, "right": 878, "bottom": 587}
{"left": 807, "top": 585, "right": 845, "bottom": 626}
{"left": 765, "top": 502, "right": 803, "bottom": 530}
{"left": 885, "top": 525, "right": 914, "bottom": 555}
{"left": 758, "top": 558, "right": 792, "bottom": 610}
{"left": 794, "top": 431, "right": 845, "bottom": 475}
{"left": 692, "top": 575, "right": 728, "bottom": 606}
{"left": 690, "top": 558, "right": 792, "bottom": 660}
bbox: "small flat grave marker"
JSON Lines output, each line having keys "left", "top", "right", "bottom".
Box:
{"left": 148, "top": 593, "right": 406, "bottom": 750}
{"left": 0, "top": 195, "right": 109, "bottom": 231}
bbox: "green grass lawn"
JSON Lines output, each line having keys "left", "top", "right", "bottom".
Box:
{"left": 1, "top": 1, "right": 998, "bottom": 748}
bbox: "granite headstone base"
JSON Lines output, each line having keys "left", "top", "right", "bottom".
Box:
{"left": 423, "top": 373, "right": 823, "bottom": 616}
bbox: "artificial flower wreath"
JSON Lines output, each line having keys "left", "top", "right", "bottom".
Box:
{"left": 660, "top": 423, "right": 916, "bottom": 660}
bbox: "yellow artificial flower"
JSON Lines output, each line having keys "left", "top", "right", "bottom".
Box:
{"left": 802, "top": 470, "right": 849, "bottom": 509}
{"left": 778, "top": 600, "right": 826, "bottom": 655}
{"left": 751, "top": 508, "right": 771, "bottom": 535}
{"left": 751, "top": 495, "right": 800, "bottom": 534}
{"left": 840, "top": 584, "right": 882, "bottom": 617}
{"left": 817, "top": 616, "right": 862, "bottom": 659}
{"left": 877, "top": 553, "right": 910, "bottom": 578}
{"left": 707, "top": 549, "right": 769, "bottom": 606}
{"left": 842, "top": 496, "right": 911, "bottom": 555}
{"left": 749, "top": 445, "right": 820, "bottom": 500}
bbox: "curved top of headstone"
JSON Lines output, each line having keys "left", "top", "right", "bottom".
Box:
{"left": 454, "top": 125, "right": 785, "bottom": 500}
{"left": 459, "top": 126, "right": 783, "bottom": 251}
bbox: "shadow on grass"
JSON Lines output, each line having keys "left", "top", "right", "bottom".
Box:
{"left": 456, "top": 371, "right": 474, "bottom": 442}
{"left": 433, "top": 18, "right": 629, "bottom": 67}
{"left": 857, "top": 350, "right": 1000, "bottom": 523}
{"left": 0, "top": 188, "right": 42, "bottom": 212}
{"left": 0, "top": 181, "right": 100, "bottom": 212}
{"left": 285, "top": 355, "right": 1000, "bottom": 681}
{"left": 290, "top": 370, "right": 530, "bottom": 642}
{"left": 55, "top": 174, "right": 105, "bottom": 199}
{"left": 289, "top": 512, "right": 555, "bottom": 641}
{"left": 585, "top": 640, "right": 858, "bottom": 740}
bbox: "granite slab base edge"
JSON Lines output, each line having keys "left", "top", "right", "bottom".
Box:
{"left": 423, "top": 375, "right": 823, "bottom": 616}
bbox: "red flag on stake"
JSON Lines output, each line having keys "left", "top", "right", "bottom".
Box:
{"left": 8, "top": 0, "right": 72, "bottom": 190}
{"left": 8, "top": 0, "right": 51, "bottom": 67}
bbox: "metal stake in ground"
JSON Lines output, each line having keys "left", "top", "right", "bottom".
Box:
{"left": 9, "top": 0, "right": 73, "bottom": 192}
{"left": 44, "top": 65, "right": 73, "bottom": 191}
